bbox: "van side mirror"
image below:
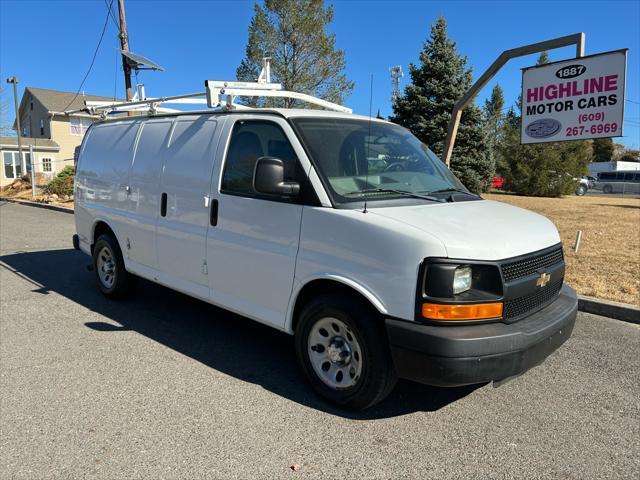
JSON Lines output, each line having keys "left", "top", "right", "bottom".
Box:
{"left": 253, "top": 157, "right": 300, "bottom": 196}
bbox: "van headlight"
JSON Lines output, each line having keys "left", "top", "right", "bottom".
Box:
{"left": 453, "top": 265, "right": 472, "bottom": 294}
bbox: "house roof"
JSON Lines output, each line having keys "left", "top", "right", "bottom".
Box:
{"left": 0, "top": 136, "right": 60, "bottom": 150}
{"left": 26, "top": 87, "right": 124, "bottom": 114}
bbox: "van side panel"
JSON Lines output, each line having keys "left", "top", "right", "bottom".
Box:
{"left": 155, "top": 116, "right": 219, "bottom": 296}
{"left": 127, "top": 119, "right": 174, "bottom": 268}
{"left": 75, "top": 121, "right": 140, "bottom": 249}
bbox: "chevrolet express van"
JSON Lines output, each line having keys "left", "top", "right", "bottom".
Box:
{"left": 74, "top": 109, "right": 578, "bottom": 409}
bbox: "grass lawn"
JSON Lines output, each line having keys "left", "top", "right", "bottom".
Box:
{"left": 484, "top": 193, "right": 640, "bottom": 306}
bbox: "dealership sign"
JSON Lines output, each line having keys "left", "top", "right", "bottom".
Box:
{"left": 521, "top": 49, "right": 627, "bottom": 144}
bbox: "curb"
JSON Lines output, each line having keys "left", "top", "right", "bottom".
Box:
{"left": 578, "top": 295, "right": 640, "bottom": 324}
{"left": 0, "top": 197, "right": 74, "bottom": 214}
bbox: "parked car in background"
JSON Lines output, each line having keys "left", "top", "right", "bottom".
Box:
{"left": 596, "top": 171, "right": 640, "bottom": 194}
{"left": 491, "top": 176, "right": 505, "bottom": 189}
{"left": 584, "top": 176, "right": 597, "bottom": 189}
{"left": 575, "top": 176, "right": 596, "bottom": 196}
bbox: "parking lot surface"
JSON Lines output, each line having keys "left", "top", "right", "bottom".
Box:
{"left": 1, "top": 201, "right": 639, "bottom": 479}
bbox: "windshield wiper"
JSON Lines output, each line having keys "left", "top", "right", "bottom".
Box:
{"left": 426, "top": 187, "right": 480, "bottom": 198}
{"left": 344, "top": 188, "right": 445, "bottom": 202}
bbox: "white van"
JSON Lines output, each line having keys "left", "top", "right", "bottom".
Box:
{"left": 74, "top": 108, "right": 577, "bottom": 409}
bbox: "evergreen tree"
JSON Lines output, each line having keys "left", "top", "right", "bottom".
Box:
{"left": 537, "top": 51, "right": 549, "bottom": 65}
{"left": 390, "top": 17, "right": 492, "bottom": 192}
{"left": 483, "top": 84, "right": 505, "bottom": 175}
{"left": 236, "top": 0, "right": 354, "bottom": 108}
{"left": 592, "top": 138, "right": 614, "bottom": 162}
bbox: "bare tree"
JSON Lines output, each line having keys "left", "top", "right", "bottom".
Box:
{"left": 0, "top": 87, "right": 16, "bottom": 137}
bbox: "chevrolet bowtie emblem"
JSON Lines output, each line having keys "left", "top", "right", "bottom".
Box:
{"left": 536, "top": 272, "right": 551, "bottom": 288}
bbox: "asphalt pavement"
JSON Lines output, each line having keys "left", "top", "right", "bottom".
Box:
{"left": 1, "top": 200, "right": 638, "bottom": 479}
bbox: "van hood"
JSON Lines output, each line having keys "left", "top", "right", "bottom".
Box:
{"left": 368, "top": 199, "right": 561, "bottom": 261}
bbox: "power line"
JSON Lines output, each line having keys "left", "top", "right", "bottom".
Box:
{"left": 62, "top": 0, "right": 113, "bottom": 112}
{"left": 625, "top": 98, "right": 640, "bottom": 105}
{"left": 104, "top": 0, "right": 120, "bottom": 31}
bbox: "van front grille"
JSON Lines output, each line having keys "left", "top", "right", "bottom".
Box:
{"left": 503, "top": 278, "right": 563, "bottom": 320}
{"left": 501, "top": 246, "right": 564, "bottom": 283}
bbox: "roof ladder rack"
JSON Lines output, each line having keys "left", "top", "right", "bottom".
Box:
{"left": 64, "top": 58, "right": 352, "bottom": 117}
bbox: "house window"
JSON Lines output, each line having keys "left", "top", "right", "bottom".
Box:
{"left": 42, "top": 157, "right": 52, "bottom": 172}
{"left": 3, "top": 152, "right": 14, "bottom": 178}
{"left": 70, "top": 117, "right": 92, "bottom": 136}
{"left": 30, "top": 100, "right": 33, "bottom": 110}
{"left": 40, "top": 119, "right": 45, "bottom": 136}
{"left": 25, "top": 152, "right": 31, "bottom": 173}
{"left": 2, "top": 152, "right": 23, "bottom": 179}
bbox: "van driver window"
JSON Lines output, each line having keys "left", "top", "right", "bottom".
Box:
{"left": 221, "top": 120, "right": 299, "bottom": 195}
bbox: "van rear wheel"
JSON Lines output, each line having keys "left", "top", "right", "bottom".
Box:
{"left": 295, "top": 294, "right": 397, "bottom": 410}
{"left": 93, "top": 234, "right": 130, "bottom": 298}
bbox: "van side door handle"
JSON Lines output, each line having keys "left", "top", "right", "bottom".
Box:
{"left": 160, "top": 192, "right": 167, "bottom": 217}
{"left": 209, "top": 199, "right": 218, "bottom": 226}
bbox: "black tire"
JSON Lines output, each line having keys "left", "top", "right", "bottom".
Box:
{"left": 294, "top": 294, "right": 397, "bottom": 410}
{"left": 92, "top": 233, "right": 131, "bottom": 298}
{"left": 575, "top": 185, "right": 587, "bottom": 196}
{"left": 603, "top": 184, "right": 613, "bottom": 194}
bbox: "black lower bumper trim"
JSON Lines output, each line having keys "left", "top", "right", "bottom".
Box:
{"left": 386, "top": 284, "right": 578, "bottom": 387}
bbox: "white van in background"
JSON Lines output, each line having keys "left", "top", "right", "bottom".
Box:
{"left": 596, "top": 170, "right": 640, "bottom": 194}
{"left": 74, "top": 108, "right": 578, "bottom": 409}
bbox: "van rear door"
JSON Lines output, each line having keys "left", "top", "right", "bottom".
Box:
{"left": 76, "top": 120, "right": 140, "bottom": 249}
{"left": 156, "top": 115, "right": 221, "bottom": 299}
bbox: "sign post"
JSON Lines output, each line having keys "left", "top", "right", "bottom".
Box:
{"left": 29, "top": 145, "right": 35, "bottom": 199}
{"left": 521, "top": 50, "right": 627, "bottom": 144}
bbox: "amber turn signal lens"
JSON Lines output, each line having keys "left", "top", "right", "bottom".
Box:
{"left": 421, "top": 302, "right": 503, "bottom": 321}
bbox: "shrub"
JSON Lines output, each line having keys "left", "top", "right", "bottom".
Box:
{"left": 43, "top": 166, "right": 75, "bottom": 196}
{"left": 499, "top": 118, "right": 590, "bottom": 197}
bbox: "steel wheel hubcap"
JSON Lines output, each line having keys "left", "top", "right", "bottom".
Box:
{"left": 308, "top": 317, "right": 363, "bottom": 389}
{"left": 96, "top": 246, "right": 116, "bottom": 288}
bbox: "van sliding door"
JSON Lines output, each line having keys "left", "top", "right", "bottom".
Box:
{"left": 127, "top": 119, "right": 173, "bottom": 270}
{"left": 156, "top": 116, "right": 220, "bottom": 299}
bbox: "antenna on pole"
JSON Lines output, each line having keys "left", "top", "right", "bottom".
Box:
{"left": 389, "top": 65, "right": 404, "bottom": 104}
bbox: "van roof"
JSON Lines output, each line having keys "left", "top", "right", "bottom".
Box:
{"left": 95, "top": 108, "right": 391, "bottom": 125}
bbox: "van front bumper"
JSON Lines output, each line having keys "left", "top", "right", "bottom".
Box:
{"left": 385, "top": 284, "right": 578, "bottom": 387}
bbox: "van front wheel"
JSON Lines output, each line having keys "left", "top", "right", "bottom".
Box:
{"left": 93, "top": 234, "right": 130, "bottom": 298}
{"left": 295, "top": 295, "right": 397, "bottom": 410}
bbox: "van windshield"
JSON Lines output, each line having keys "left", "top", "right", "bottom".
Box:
{"left": 291, "top": 118, "right": 468, "bottom": 205}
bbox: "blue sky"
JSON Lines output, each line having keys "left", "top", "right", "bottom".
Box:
{"left": 1, "top": 0, "right": 639, "bottom": 147}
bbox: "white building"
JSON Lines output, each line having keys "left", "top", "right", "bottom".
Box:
{"left": 588, "top": 160, "right": 640, "bottom": 176}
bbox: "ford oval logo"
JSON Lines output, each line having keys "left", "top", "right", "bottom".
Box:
{"left": 555, "top": 64, "right": 586, "bottom": 79}
{"left": 525, "top": 119, "right": 562, "bottom": 139}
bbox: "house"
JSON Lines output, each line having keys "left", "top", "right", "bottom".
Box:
{"left": 2, "top": 87, "right": 122, "bottom": 187}
{"left": 1, "top": 137, "right": 60, "bottom": 188}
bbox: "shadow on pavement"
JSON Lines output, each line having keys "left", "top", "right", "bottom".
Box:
{"left": 0, "top": 248, "right": 479, "bottom": 419}
{"left": 593, "top": 203, "right": 640, "bottom": 209}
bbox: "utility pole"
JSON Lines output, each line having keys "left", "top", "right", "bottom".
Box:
{"left": 117, "top": 0, "right": 133, "bottom": 104}
{"left": 5, "top": 77, "right": 24, "bottom": 178}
